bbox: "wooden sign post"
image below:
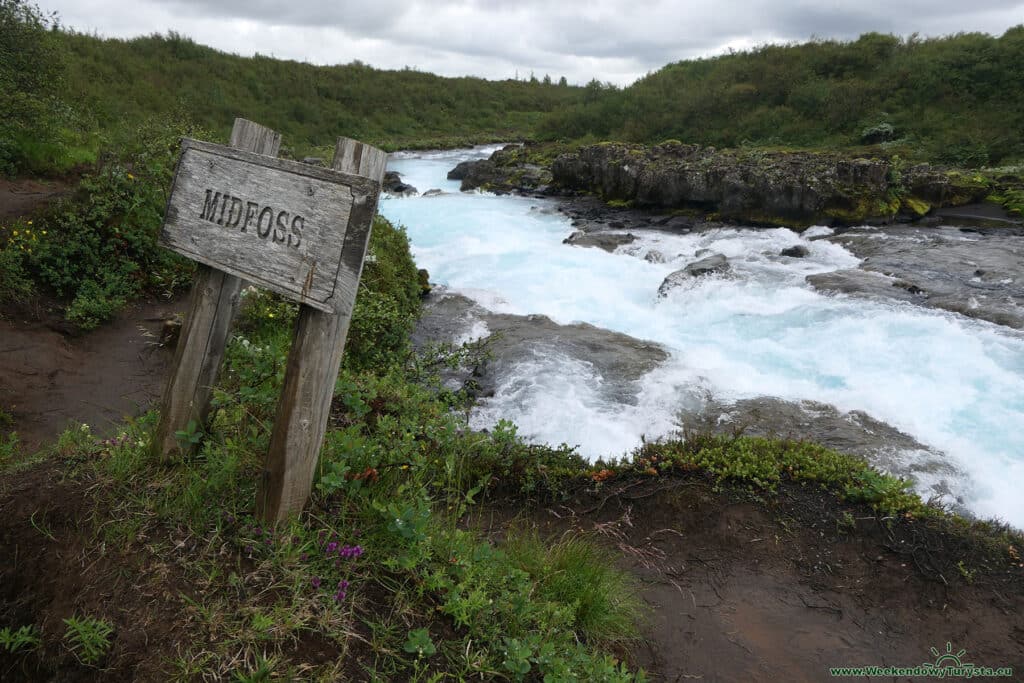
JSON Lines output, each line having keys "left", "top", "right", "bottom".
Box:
{"left": 154, "top": 118, "right": 386, "bottom": 523}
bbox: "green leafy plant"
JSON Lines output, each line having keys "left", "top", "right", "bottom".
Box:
{"left": 0, "top": 624, "right": 41, "bottom": 653}
{"left": 174, "top": 420, "right": 204, "bottom": 451}
{"left": 402, "top": 627, "right": 437, "bottom": 658}
{"left": 62, "top": 615, "right": 114, "bottom": 665}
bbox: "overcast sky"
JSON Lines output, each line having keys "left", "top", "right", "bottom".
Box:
{"left": 41, "top": 0, "right": 1024, "bottom": 85}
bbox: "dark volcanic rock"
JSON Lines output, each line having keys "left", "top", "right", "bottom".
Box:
{"left": 809, "top": 226, "right": 1024, "bottom": 329}
{"left": 550, "top": 142, "right": 990, "bottom": 227}
{"left": 449, "top": 145, "right": 553, "bottom": 194}
{"left": 658, "top": 254, "right": 730, "bottom": 297}
{"left": 412, "top": 290, "right": 668, "bottom": 404}
{"left": 780, "top": 245, "right": 810, "bottom": 258}
{"left": 563, "top": 231, "right": 637, "bottom": 252}
{"left": 383, "top": 171, "right": 417, "bottom": 196}
{"left": 447, "top": 161, "right": 474, "bottom": 181}
{"left": 684, "top": 253, "right": 730, "bottom": 277}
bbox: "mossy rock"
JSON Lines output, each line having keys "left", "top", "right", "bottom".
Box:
{"left": 944, "top": 171, "right": 991, "bottom": 205}
{"left": 900, "top": 196, "right": 931, "bottom": 217}
{"left": 823, "top": 195, "right": 900, "bottom": 224}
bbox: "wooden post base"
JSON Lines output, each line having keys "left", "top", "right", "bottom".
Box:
{"left": 256, "top": 138, "right": 387, "bottom": 523}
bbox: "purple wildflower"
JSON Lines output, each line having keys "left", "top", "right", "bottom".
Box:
{"left": 335, "top": 590, "right": 346, "bottom": 602}
{"left": 300, "top": 553, "right": 308, "bottom": 562}
{"left": 311, "top": 576, "right": 322, "bottom": 589}
{"left": 338, "top": 545, "right": 364, "bottom": 559}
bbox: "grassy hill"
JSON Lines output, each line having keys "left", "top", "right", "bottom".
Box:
{"left": 538, "top": 28, "right": 1024, "bottom": 166}
{"left": 60, "top": 31, "right": 584, "bottom": 154}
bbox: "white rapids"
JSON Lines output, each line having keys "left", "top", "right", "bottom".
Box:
{"left": 381, "top": 147, "right": 1024, "bottom": 528}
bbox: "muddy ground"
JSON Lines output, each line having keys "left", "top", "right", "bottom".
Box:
{"left": 0, "top": 300, "right": 177, "bottom": 452}
{"left": 479, "top": 479, "right": 1024, "bottom": 681}
{"left": 0, "top": 178, "right": 71, "bottom": 226}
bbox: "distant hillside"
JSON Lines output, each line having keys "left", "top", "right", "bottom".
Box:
{"left": 538, "top": 29, "right": 1024, "bottom": 166}
{"left": 58, "top": 31, "right": 584, "bottom": 153}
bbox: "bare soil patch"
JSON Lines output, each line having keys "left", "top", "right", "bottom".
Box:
{"left": 0, "top": 297, "right": 179, "bottom": 451}
{"left": 475, "top": 477, "right": 1024, "bottom": 681}
{"left": 0, "top": 177, "right": 72, "bottom": 224}
{"left": 0, "top": 459, "right": 192, "bottom": 681}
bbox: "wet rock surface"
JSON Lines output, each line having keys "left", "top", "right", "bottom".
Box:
{"left": 657, "top": 254, "right": 731, "bottom": 297}
{"left": 811, "top": 225, "right": 1024, "bottom": 329}
{"left": 383, "top": 170, "right": 418, "bottom": 196}
{"left": 413, "top": 290, "right": 668, "bottom": 406}
{"left": 562, "top": 230, "right": 637, "bottom": 252}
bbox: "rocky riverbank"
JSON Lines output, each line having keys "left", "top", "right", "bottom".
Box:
{"left": 441, "top": 145, "right": 1024, "bottom": 331}
{"left": 450, "top": 141, "right": 1023, "bottom": 229}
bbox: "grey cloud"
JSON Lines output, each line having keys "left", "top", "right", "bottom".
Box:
{"left": 44, "top": 0, "right": 1024, "bottom": 85}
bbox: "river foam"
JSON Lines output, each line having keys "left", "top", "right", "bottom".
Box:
{"left": 381, "top": 148, "right": 1024, "bottom": 527}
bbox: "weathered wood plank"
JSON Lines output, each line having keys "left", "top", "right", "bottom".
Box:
{"left": 159, "top": 139, "right": 379, "bottom": 312}
{"left": 151, "top": 118, "right": 281, "bottom": 461}
{"left": 257, "top": 138, "right": 387, "bottom": 522}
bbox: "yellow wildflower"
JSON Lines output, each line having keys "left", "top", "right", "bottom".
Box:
{"left": 127, "top": 173, "right": 135, "bottom": 180}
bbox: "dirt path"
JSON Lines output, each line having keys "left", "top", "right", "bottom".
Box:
{"left": 0, "top": 177, "right": 71, "bottom": 224}
{"left": 0, "top": 299, "right": 178, "bottom": 451}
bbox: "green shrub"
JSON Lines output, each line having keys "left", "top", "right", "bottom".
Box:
{"left": 24, "top": 114, "right": 203, "bottom": 325}
{"left": 0, "top": 0, "right": 67, "bottom": 175}
{"left": 342, "top": 217, "right": 422, "bottom": 371}
{"left": 0, "top": 223, "right": 34, "bottom": 305}
{"left": 64, "top": 274, "right": 131, "bottom": 329}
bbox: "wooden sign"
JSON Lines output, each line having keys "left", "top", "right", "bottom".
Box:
{"left": 152, "top": 118, "right": 387, "bottom": 524}
{"left": 160, "top": 139, "right": 380, "bottom": 313}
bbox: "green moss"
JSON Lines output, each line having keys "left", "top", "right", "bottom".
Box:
{"left": 901, "top": 196, "right": 931, "bottom": 217}
{"left": 606, "top": 199, "right": 635, "bottom": 209}
{"left": 943, "top": 171, "right": 992, "bottom": 206}
{"left": 730, "top": 210, "right": 815, "bottom": 229}
{"left": 636, "top": 435, "right": 927, "bottom": 517}
{"left": 823, "top": 194, "right": 900, "bottom": 224}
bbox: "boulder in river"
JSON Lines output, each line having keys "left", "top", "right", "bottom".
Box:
{"left": 448, "top": 145, "right": 553, "bottom": 193}
{"left": 780, "top": 245, "right": 810, "bottom": 258}
{"left": 658, "top": 254, "right": 730, "bottom": 296}
{"left": 383, "top": 171, "right": 418, "bottom": 197}
{"left": 684, "top": 253, "right": 730, "bottom": 277}
{"left": 562, "top": 231, "right": 637, "bottom": 252}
